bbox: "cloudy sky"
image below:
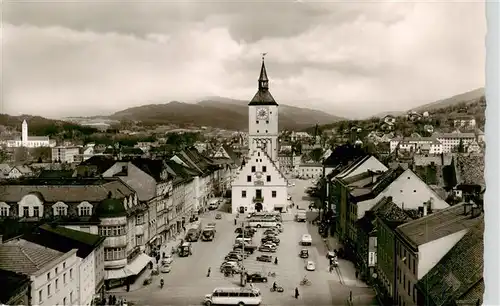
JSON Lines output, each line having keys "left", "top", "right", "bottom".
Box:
{"left": 1, "top": 0, "right": 486, "bottom": 118}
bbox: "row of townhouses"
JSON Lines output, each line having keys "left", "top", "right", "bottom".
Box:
{"left": 0, "top": 146, "right": 239, "bottom": 306}
{"left": 326, "top": 155, "right": 484, "bottom": 306}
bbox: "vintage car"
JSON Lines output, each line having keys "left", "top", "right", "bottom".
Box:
{"left": 215, "top": 213, "right": 222, "bottom": 220}
{"left": 305, "top": 260, "right": 316, "bottom": 271}
{"left": 299, "top": 249, "right": 309, "bottom": 259}
{"left": 258, "top": 245, "right": 277, "bottom": 253}
{"left": 256, "top": 254, "right": 273, "bottom": 262}
{"left": 246, "top": 273, "right": 268, "bottom": 283}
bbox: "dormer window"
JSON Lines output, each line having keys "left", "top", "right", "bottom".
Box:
{"left": 78, "top": 202, "right": 93, "bottom": 216}
{"left": 53, "top": 202, "right": 68, "bottom": 216}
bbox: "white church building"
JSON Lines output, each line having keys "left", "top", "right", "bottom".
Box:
{"left": 6, "top": 120, "right": 52, "bottom": 148}
{"left": 231, "top": 57, "right": 288, "bottom": 214}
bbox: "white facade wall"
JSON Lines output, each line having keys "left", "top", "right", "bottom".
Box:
{"left": 52, "top": 147, "right": 81, "bottom": 163}
{"left": 32, "top": 250, "right": 79, "bottom": 306}
{"left": 417, "top": 229, "right": 467, "bottom": 280}
{"left": 356, "top": 169, "right": 450, "bottom": 220}
{"left": 248, "top": 105, "right": 279, "bottom": 162}
{"left": 78, "top": 251, "right": 96, "bottom": 306}
{"left": 231, "top": 149, "right": 287, "bottom": 214}
{"left": 436, "top": 135, "right": 476, "bottom": 153}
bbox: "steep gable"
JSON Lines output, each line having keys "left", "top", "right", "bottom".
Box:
{"left": 232, "top": 148, "right": 286, "bottom": 187}
{"left": 337, "top": 155, "right": 388, "bottom": 180}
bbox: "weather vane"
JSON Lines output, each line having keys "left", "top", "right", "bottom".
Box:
{"left": 262, "top": 52, "right": 267, "bottom": 61}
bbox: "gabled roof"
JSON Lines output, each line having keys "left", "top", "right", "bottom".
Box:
{"left": 130, "top": 158, "right": 168, "bottom": 182}
{"left": 375, "top": 196, "right": 415, "bottom": 230}
{"left": 335, "top": 155, "right": 371, "bottom": 178}
{"left": 78, "top": 155, "right": 116, "bottom": 174}
{"left": 417, "top": 217, "right": 484, "bottom": 306}
{"left": 23, "top": 224, "right": 105, "bottom": 259}
{"left": 165, "top": 160, "right": 195, "bottom": 186}
{"left": 0, "top": 238, "right": 64, "bottom": 275}
{"left": 396, "top": 203, "right": 482, "bottom": 247}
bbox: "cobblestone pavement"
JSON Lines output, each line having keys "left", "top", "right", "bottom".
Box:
{"left": 113, "top": 179, "right": 377, "bottom": 305}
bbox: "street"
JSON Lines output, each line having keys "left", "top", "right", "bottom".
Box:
{"left": 118, "top": 178, "right": 376, "bottom": 305}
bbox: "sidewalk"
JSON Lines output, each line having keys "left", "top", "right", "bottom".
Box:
{"left": 323, "top": 235, "right": 369, "bottom": 288}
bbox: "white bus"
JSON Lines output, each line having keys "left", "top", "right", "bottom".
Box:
{"left": 204, "top": 287, "right": 262, "bottom": 306}
{"left": 208, "top": 198, "right": 220, "bottom": 210}
{"left": 248, "top": 218, "right": 278, "bottom": 228}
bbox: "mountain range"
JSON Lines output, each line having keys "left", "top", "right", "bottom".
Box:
{"left": 110, "top": 98, "right": 345, "bottom": 131}
{"left": 0, "top": 88, "right": 485, "bottom": 132}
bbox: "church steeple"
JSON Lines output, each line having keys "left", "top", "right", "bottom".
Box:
{"left": 258, "top": 56, "right": 269, "bottom": 91}
{"left": 249, "top": 54, "right": 278, "bottom": 106}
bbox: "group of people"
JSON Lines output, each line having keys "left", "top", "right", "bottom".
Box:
{"left": 104, "top": 295, "right": 127, "bottom": 306}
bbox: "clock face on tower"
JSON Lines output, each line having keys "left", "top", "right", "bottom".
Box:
{"left": 256, "top": 107, "right": 269, "bottom": 120}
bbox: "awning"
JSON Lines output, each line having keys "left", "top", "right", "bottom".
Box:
{"left": 105, "top": 254, "right": 153, "bottom": 280}
{"left": 106, "top": 268, "right": 131, "bottom": 280}
{"left": 128, "top": 253, "right": 153, "bottom": 275}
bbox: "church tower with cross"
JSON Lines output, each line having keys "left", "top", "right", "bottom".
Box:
{"left": 248, "top": 54, "right": 279, "bottom": 162}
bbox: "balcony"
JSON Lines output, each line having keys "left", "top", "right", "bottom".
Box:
{"left": 252, "top": 196, "right": 264, "bottom": 203}
{"left": 104, "top": 236, "right": 127, "bottom": 248}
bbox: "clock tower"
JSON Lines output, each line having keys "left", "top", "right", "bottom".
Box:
{"left": 248, "top": 56, "right": 279, "bottom": 162}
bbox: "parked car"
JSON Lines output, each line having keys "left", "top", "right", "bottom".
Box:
{"left": 262, "top": 241, "right": 277, "bottom": 248}
{"left": 299, "top": 249, "right": 309, "bottom": 259}
{"left": 233, "top": 243, "right": 257, "bottom": 254}
{"left": 261, "top": 236, "right": 280, "bottom": 244}
{"left": 228, "top": 251, "right": 248, "bottom": 259}
{"left": 264, "top": 229, "right": 279, "bottom": 236}
{"left": 259, "top": 245, "right": 276, "bottom": 253}
{"left": 305, "top": 260, "right": 316, "bottom": 271}
{"left": 225, "top": 254, "right": 243, "bottom": 262}
{"left": 247, "top": 272, "right": 268, "bottom": 283}
{"left": 220, "top": 261, "right": 241, "bottom": 272}
{"left": 235, "top": 227, "right": 256, "bottom": 234}
{"left": 215, "top": 213, "right": 222, "bottom": 219}
{"left": 256, "top": 254, "right": 273, "bottom": 262}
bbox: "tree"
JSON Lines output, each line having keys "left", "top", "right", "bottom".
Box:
{"left": 13, "top": 147, "right": 28, "bottom": 163}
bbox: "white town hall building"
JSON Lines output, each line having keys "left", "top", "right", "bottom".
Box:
{"left": 231, "top": 57, "right": 288, "bottom": 214}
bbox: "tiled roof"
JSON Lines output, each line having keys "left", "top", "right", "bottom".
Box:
{"left": 417, "top": 217, "right": 484, "bottom": 306}
{"left": 23, "top": 224, "right": 104, "bottom": 259}
{"left": 78, "top": 155, "right": 116, "bottom": 174}
{"left": 347, "top": 167, "right": 405, "bottom": 202}
{"left": 0, "top": 178, "right": 134, "bottom": 203}
{"left": 374, "top": 197, "right": 415, "bottom": 229}
{"left": 0, "top": 269, "right": 30, "bottom": 304}
{"left": 248, "top": 91, "right": 278, "bottom": 106}
{"left": 0, "top": 238, "right": 64, "bottom": 275}
{"left": 130, "top": 158, "right": 167, "bottom": 182}
{"left": 396, "top": 203, "right": 482, "bottom": 247}
{"left": 454, "top": 154, "right": 484, "bottom": 187}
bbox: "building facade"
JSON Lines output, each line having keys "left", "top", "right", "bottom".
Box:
{"left": 6, "top": 120, "right": 52, "bottom": 148}
{"left": 52, "top": 146, "right": 81, "bottom": 163}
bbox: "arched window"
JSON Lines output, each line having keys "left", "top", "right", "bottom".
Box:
{"left": 77, "top": 201, "right": 93, "bottom": 216}
{"left": 52, "top": 201, "right": 68, "bottom": 216}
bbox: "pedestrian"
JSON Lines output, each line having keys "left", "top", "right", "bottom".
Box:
{"left": 273, "top": 281, "right": 277, "bottom": 291}
{"left": 234, "top": 219, "right": 237, "bottom": 225}
{"left": 355, "top": 270, "right": 359, "bottom": 279}
{"left": 108, "top": 295, "right": 113, "bottom": 305}
{"left": 207, "top": 267, "right": 211, "bottom": 277}
{"left": 274, "top": 257, "right": 278, "bottom": 265}
{"left": 295, "top": 287, "right": 299, "bottom": 299}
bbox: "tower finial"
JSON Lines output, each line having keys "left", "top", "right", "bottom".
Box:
{"left": 261, "top": 52, "right": 267, "bottom": 61}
